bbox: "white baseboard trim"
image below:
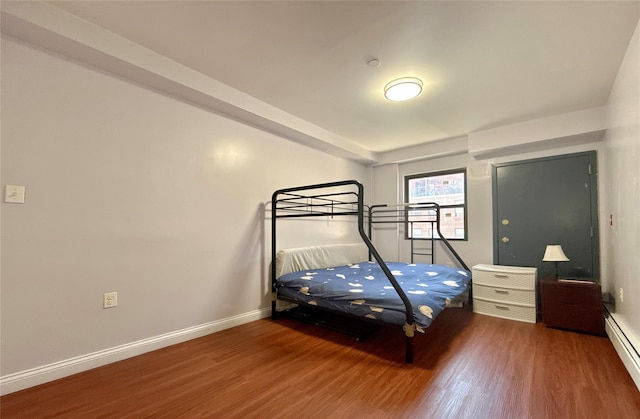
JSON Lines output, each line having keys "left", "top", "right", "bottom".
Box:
{"left": 0, "top": 308, "right": 271, "bottom": 396}
{"left": 605, "top": 312, "right": 640, "bottom": 391}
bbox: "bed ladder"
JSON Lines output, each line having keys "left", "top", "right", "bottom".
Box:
{"left": 408, "top": 220, "right": 436, "bottom": 264}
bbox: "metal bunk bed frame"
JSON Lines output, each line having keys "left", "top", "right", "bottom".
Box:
{"left": 271, "top": 179, "right": 469, "bottom": 363}
{"left": 367, "top": 204, "right": 470, "bottom": 269}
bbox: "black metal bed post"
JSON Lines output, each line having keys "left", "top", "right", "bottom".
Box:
{"left": 367, "top": 204, "right": 388, "bottom": 262}
{"left": 430, "top": 220, "right": 435, "bottom": 264}
{"left": 432, "top": 204, "right": 470, "bottom": 271}
{"left": 409, "top": 221, "right": 414, "bottom": 264}
{"left": 270, "top": 190, "right": 279, "bottom": 320}
{"left": 355, "top": 183, "right": 415, "bottom": 364}
{"left": 433, "top": 204, "right": 472, "bottom": 304}
{"left": 367, "top": 205, "right": 373, "bottom": 261}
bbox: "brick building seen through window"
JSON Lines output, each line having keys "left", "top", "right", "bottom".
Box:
{"left": 405, "top": 169, "right": 467, "bottom": 240}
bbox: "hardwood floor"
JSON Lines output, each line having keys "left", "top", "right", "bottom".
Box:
{"left": 2, "top": 307, "right": 639, "bottom": 418}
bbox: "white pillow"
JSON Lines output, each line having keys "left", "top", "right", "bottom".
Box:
{"left": 276, "top": 243, "right": 368, "bottom": 277}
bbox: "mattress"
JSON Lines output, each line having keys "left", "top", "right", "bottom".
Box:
{"left": 276, "top": 261, "right": 471, "bottom": 330}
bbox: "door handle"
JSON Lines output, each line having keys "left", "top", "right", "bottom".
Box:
{"left": 501, "top": 236, "right": 510, "bottom": 243}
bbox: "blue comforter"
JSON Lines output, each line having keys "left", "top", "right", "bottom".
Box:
{"left": 276, "top": 261, "right": 471, "bottom": 330}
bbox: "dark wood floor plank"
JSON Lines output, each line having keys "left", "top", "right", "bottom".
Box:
{"left": 2, "top": 307, "right": 639, "bottom": 418}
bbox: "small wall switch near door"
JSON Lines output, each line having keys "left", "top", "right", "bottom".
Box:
{"left": 104, "top": 292, "right": 118, "bottom": 308}
{"left": 4, "top": 185, "right": 26, "bottom": 203}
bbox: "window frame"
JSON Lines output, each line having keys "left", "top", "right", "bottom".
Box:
{"left": 404, "top": 168, "right": 468, "bottom": 241}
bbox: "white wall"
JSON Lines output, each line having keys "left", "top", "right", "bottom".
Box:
{"left": 369, "top": 17, "right": 640, "bottom": 384}
{"left": 371, "top": 141, "right": 604, "bottom": 270}
{"left": 603, "top": 18, "right": 640, "bottom": 350}
{"left": 398, "top": 154, "right": 493, "bottom": 267}
{"left": 0, "top": 36, "right": 367, "bottom": 388}
{"left": 370, "top": 154, "right": 490, "bottom": 267}
{"left": 2, "top": 4, "right": 637, "bottom": 395}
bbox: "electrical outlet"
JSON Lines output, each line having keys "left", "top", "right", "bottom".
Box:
{"left": 104, "top": 292, "right": 118, "bottom": 308}
{"left": 618, "top": 287, "right": 624, "bottom": 303}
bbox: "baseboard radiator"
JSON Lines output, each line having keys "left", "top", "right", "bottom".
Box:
{"left": 0, "top": 308, "right": 270, "bottom": 396}
{"left": 605, "top": 309, "right": 640, "bottom": 391}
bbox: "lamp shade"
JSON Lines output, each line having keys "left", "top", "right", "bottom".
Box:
{"left": 542, "top": 245, "right": 570, "bottom": 262}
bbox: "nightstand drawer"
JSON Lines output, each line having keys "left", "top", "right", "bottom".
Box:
{"left": 540, "top": 279, "right": 604, "bottom": 335}
{"left": 473, "top": 299, "right": 536, "bottom": 323}
{"left": 472, "top": 264, "right": 536, "bottom": 290}
{"left": 546, "top": 282, "right": 598, "bottom": 304}
{"left": 473, "top": 283, "right": 535, "bottom": 305}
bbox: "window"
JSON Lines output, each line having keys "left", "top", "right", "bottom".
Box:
{"left": 404, "top": 169, "right": 467, "bottom": 240}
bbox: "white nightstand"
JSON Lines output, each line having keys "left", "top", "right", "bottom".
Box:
{"left": 472, "top": 264, "right": 537, "bottom": 323}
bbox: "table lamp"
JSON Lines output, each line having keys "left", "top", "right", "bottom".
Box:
{"left": 542, "top": 244, "right": 569, "bottom": 279}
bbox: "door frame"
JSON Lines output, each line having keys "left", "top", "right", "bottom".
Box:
{"left": 491, "top": 151, "right": 600, "bottom": 278}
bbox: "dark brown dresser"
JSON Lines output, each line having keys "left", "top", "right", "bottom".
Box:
{"left": 540, "top": 279, "right": 605, "bottom": 336}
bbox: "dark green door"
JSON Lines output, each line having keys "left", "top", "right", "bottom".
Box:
{"left": 492, "top": 151, "right": 599, "bottom": 280}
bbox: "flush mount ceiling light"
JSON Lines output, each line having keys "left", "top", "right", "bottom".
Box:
{"left": 384, "top": 77, "right": 423, "bottom": 102}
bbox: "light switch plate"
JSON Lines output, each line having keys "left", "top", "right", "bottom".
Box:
{"left": 4, "top": 185, "right": 26, "bottom": 203}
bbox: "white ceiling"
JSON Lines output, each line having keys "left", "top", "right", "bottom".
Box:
{"left": 47, "top": 1, "right": 640, "bottom": 153}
